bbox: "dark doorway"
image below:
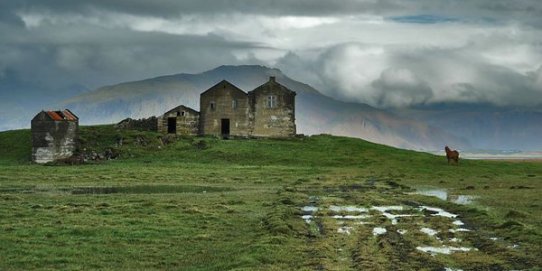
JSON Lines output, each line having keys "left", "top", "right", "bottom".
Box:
{"left": 167, "top": 117, "right": 176, "bottom": 134}
{"left": 221, "top": 119, "right": 230, "bottom": 138}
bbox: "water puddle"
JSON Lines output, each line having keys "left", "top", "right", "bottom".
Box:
{"left": 416, "top": 246, "right": 473, "bottom": 255}
{"left": 372, "top": 227, "right": 387, "bottom": 236}
{"left": 69, "top": 185, "right": 232, "bottom": 194}
{"left": 414, "top": 188, "right": 477, "bottom": 205}
{"left": 301, "top": 202, "right": 477, "bottom": 254}
{"left": 420, "top": 227, "right": 439, "bottom": 237}
{"left": 0, "top": 185, "right": 233, "bottom": 195}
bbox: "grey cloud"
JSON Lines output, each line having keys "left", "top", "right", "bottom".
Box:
{"left": 371, "top": 68, "right": 433, "bottom": 108}
{"left": 4, "top": 0, "right": 541, "bottom": 26}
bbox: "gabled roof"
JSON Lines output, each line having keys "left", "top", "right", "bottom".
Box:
{"left": 249, "top": 76, "right": 296, "bottom": 95}
{"left": 41, "top": 109, "right": 79, "bottom": 121}
{"left": 162, "top": 105, "right": 199, "bottom": 115}
{"left": 200, "top": 80, "right": 247, "bottom": 97}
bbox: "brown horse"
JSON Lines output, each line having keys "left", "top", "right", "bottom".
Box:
{"left": 445, "top": 146, "right": 459, "bottom": 165}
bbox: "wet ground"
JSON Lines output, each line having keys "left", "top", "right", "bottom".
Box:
{"left": 290, "top": 178, "right": 539, "bottom": 270}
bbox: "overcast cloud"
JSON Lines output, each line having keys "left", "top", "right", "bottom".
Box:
{"left": 1, "top": 1, "right": 542, "bottom": 129}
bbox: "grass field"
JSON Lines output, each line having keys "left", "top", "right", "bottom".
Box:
{"left": 0, "top": 125, "right": 541, "bottom": 270}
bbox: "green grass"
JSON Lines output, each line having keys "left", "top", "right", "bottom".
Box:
{"left": 0, "top": 125, "right": 541, "bottom": 270}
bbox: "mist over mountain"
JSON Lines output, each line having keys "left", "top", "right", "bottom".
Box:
{"left": 393, "top": 104, "right": 542, "bottom": 151}
{"left": 62, "top": 65, "right": 467, "bottom": 150}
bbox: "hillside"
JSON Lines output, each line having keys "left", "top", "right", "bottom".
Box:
{"left": 62, "top": 65, "right": 467, "bottom": 150}
{"left": 0, "top": 125, "right": 542, "bottom": 270}
{"left": 0, "top": 127, "right": 541, "bottom": 270}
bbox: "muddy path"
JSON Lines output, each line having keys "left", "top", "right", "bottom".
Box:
{"left": 278, "top": 178, "right": 540, "bottom": 270}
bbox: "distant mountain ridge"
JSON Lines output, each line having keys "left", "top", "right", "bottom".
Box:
{"left": 63, "top": 65, "right": 467, "bottom": 150}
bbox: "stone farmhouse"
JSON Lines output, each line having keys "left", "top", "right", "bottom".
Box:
{"left": 31, "top": 109, "right": 79, "bottom": 163}
{"left": 158, "top": 76, "right": 296, "bottom": 138}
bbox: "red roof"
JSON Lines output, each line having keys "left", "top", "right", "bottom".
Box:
{"left": 45, "top": 110, "right": 78, "bottom": 121}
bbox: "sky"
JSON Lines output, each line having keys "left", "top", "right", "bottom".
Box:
{"left": 1, "top": 0, "right": 542, "bottom": 129}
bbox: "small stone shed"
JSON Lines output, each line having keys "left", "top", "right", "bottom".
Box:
{"left": 157, "top": 105, "right": 200, "bottom": 136}
{"left": 158, "top": 76, "right": 296, "bottom": 138}
{"left": 31, "top": 109, "right": 79, "bottom": 163}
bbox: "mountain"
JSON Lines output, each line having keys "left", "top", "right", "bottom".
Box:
{"left": 393, "top": 104, "right": 542, "bottom": 151}
{"left": 62, "top": 65, "right": 467, "bottom": 150}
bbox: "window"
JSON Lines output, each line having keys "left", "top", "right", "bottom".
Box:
{"left": 181, "top": 111, "right": 186, "bottom": 116}
{"left": 266, "top": 95, "right": 277, "bottom": 108}
{"left": 232, "top": 99, "right": 237, "bottom": 109}
{"left": 210, "top": 101, "right": 216, "bottom": 111}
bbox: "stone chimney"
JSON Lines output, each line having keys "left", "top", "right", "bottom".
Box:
{"left": 269, "top": 76, "right": 276, "bottom": 83}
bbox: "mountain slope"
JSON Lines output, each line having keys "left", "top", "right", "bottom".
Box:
{"left": 393, "top": 104, "right": 542, "bottom": 151}
{"left": 63, "top": 65, "right": 467, "bottom": 150}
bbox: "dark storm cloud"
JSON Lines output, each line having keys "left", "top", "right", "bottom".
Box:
{"left": 4, "top": 0, "right": 541, "bottom": 26}
{"left": 1, "top": 0, "right": 541, "bottom": 130}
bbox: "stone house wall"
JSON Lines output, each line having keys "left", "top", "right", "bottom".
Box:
{"left": 249, "top": 77, "right": 296, "bottom": 137}
{"left": 200, "top": 80, "right": 251, "bottom": 137}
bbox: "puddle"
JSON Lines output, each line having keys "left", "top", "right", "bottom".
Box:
{"left": 414, "top": 188, "right": 477, "bottom": 205}
{"left": 329, "top": 205, "right": 368, "bottom": 212}
{"left": 302, "top": 206, "right": 318, "bottom": 214}
{"left": 301, "top": 202, "right": 477, "bottom": 254}
{"left": 371, "top": 206, "right": 404, "bottom": 212}
{"left": 419, "top": 206, "right": 458, "bottom": 218}
{"left": 69, "top": 185, "right": 232, "bottom": 194}
{"left": 371, "top": 206, "right": 415, "bottom": 225}
{"left": 332, "top": 215, "right": 370, "bottom": 220}
{"left": 416, "top": 246, "right": 473, "bottom": 255}
{"left": 420, "top": 227, "right": 438, "bottom": 237}
{"left": 453, "top": 220, "right": 465, "bottom": 226}
{"left": 373, "top": 227, "right": 387, "bottom": 236}
{"left": 445, "top": 268, "right": 464, "bottom": 271}
{"left": 302, "top": 215, "right": 314, "bottom": 224}
{"left": 338, "top": 226, "right": 353, "bottom": 235}
{"left": 0, "top": 185, "right": 232, "bottom": 195}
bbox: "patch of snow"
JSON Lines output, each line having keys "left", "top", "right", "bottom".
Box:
{"left": 490, "top": 237, "right": 498, "bottom": 241}
{"left": 397, "top": 229, "right": 408, "bottom": 235}
{"left": 373, "top": 227, "right": 387, "bottom": 236}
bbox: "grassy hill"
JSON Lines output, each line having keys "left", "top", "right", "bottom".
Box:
{"left": 0, "top": 126, "right": 541, "bottom": 270}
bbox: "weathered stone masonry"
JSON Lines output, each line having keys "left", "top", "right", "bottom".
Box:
{"left": 31, "top": 110, "right": 79, "bottom": 164}
{"left": 158, "top": 77, "right": 296, "bottom": 137}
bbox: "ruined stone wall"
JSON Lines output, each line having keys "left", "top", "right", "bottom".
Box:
{"left": 200, "top": 81, "right": 251, "bottom": 137}
{"left": 117, "top": 117, "right": 158, "bottom": 131}
{"left": 31, "top": 115, "right": 78, "bottom": 163}
{"left": 249, "top": 80, "right": 296, "bottom": 137}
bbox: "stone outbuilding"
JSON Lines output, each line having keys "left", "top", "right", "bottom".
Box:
{"left": 158, "top": 76, "right": 296, "bottom": 138}
{"left": 31, "top": 109, "right": 79, "bottom": 163}
{"left": 157, "top": 105, "right": 199, "bottom": 136}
